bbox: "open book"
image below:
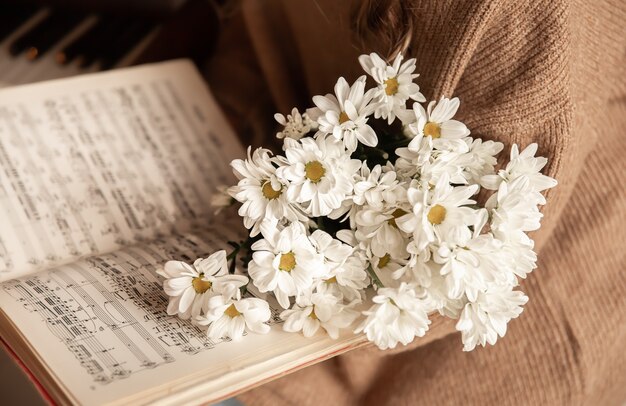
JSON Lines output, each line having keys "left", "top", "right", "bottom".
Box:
{"left": 0, "top": 60, "right": 368, "bottom": 405}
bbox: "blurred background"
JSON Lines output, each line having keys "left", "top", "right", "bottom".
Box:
{"left": 0, "top": 0, "right": 224, "bottom": 88}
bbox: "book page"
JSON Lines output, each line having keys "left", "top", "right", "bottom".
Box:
{"left": 0, "top": 226, "right": 366, "bottom": 406}
{"left": 0, "top": 60, "right": 242, "bottom": 282}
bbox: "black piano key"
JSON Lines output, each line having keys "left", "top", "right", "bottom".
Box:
{"left": 56, "top": 15, "right": 116, "bottom": 65}
{"left": 9, "top": 9, "right": 85, "bottom": 60}
{"left": 76, "top": 16, "right": 133, "bottom": 68}
{"left": 28, "top": 12, "right": 85, "bottom": 61}
{"left": 100, "top": 20, "right": 157, "bottom": 70}
{"left": 0, "top": 4, "right": 41, "bottom": 43}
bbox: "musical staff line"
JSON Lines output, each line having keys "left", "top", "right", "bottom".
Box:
{"left": 1, "top": 232, "right": 259, "bottom": 385}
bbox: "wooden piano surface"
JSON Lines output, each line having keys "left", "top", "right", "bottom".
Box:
{"left": 0, "top": 0, "right": 220, "bottom": 88}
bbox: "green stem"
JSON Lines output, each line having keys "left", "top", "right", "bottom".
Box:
{"left": 367, "top": 265, "right": 384, "bottom": 289}
{"left": 228, "top": 256, "right": 237, "bottom": 274}
{"left": 227, "top": 246, "right": 239, "bottom": 274}
{"left": 226, "top": 236, "right": 254, "bottom": 274}
{"left": 226, "top": 247, "right": 240, "bottom": 261}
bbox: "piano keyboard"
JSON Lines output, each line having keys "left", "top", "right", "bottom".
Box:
{"left": 0, "top": 1, "right": 210, "bottom": 89}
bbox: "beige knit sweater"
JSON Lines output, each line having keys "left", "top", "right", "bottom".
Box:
{"left": 206, "top": 0, "right": 626, "bottom": 404}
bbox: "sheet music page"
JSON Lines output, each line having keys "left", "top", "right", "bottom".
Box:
{"left": 0, "top": 226, "right": 353, "bottom": 406}
{"left": 0, "top": 60, "right": 242, "bottom": 281}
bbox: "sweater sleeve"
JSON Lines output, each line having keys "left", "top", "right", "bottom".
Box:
{"left": 417, "top": 0, "right": 585, "bottom": 253}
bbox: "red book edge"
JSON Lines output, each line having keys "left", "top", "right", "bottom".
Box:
{"left": 0, "top": 336, "right": 56, "bottom": 405}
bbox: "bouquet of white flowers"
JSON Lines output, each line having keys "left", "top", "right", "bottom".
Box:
{"left": 158, "top": 52, "right": 557, "bottom": 351}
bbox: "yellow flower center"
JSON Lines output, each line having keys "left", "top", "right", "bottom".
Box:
{"left": 338, "top": 111, "right": 350, "bottom": 124}
{"left": 305, "top": 161, "right": 325, "bottom": 183}
{"left": 224, "top": 304, "right": 241, "bottom": 318}
{"left": 387, "top": 208, "right": 408, "bottom": 228}
{"left": 378, "top": 253, "right": 391, "bottom": 269}
{"left": 279, "top": 252, "right": 296, "bottom": 272}
{"left": 325, "top": 276, "right": 337, "bottom": 284}
{"left": 261, "top": 181, "right": 282, "bottom": 200}
{"left": 427, "top": 204, "right": 447, "bottom": 225}
{"left": 192, "top": 276, "right": 212, "bottom": 294}
{"left": 384, "top": 77, "right": 399, "bottom": 95}
{"left": 309, "top": 307, "right": 318, "bottom": 320}
{"left": 423, "top": 121, "right": 441, "bottom": 139}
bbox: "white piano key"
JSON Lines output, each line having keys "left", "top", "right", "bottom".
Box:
{"left": 0, "top": 8, "right": 50, "bottom": 88}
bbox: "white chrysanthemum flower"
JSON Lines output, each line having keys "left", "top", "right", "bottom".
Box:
{"left": 481, "top": 143, "right": 558, "bottom": 192}
{"left": 229, "top": 147, "right": 305, "bottom": 236}
{"left": 281, "top": 291, "right": 359, "bottom": 339}
{"left": 456, "top": 285, "right": 528, "bottom": 351}
{"left": 354, "top": 205, "right": 411, "bottom": 260}
{"left": 356, "top": 283, "right": 431, "bottom": 350}
{"left": 460, "top": 138, "right": 504, "bottom": 184}
{"left": 277, "top": 136, "right": 360, "bottom": 217}
{"left": 419, "top": 149, "right": 470, "bottom": 185}
{"left": 317, "top": 253, "right": 370, "bottom": 302}
{"left": 331, "top": 164, "right": 403, "bottom": 223}
{"left": 424, "top": 269, "right": 466, "bottom": 318}
{"left": 430, "top": 209, "right": 508, "bottom": 300}
{"left": 434, "top": 235, "right": 505, "bottom": 301}
{"left": 335, "top": 228, "right": 359, "bottom": 246}
{"left": 275, "top": 107, "right": 318, "bottom": 140}
{"left": 311, "top": 76, "right": 379, "bottom": 151}
{"left": 396, "top": 138, "right": 470, "bottom": 185}
{"left": 498, "top": 239, "right": 537, "bottom": 280}
{"left": 393, "top": 239, "right": 432, "bottom": 284}
{"left": 197, "top": 291, "right": 271, "bottom": 341}
{"left": 333, "top": 228, "right": 399, "bottom": 293}
{"left": 309, "top": 229, "right": 353, "bottom": 270}
{"left": 404, "top": 98, "right": 470, "bottom": 151}
{"left": 483, "top": 178, "right": 543, "bottom": 279}
{"left": 394, "top": 135, "right": 434, "bottom": 178}
{"left": 248, "top": 221, "right": 323, "bottom": 309}
{"left": 158, "top": 251, "right": 247, "bottom": 319}
{"left": 486, "top": 177, "right": 546, "bottom": 243}
{"left": 307, "top": 229, "right": 369, "bottom": 301}
{"left": 396, "top": 177, "right": 479, "bottom": 250}
{"left": 366, "top": 249, "right": 408, "bottom": 287}
{"left": 162, "top": 51, "right": 559, "bottom": 353}
{"left": 358, "top": 52, "right": 425, "bottom": 124}
{"left": 353, "top": 162, "right": 405, "bottom": 209}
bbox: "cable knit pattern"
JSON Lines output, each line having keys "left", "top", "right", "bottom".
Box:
{"left": 206, "top": 0, "right": 626, "bottom": 403}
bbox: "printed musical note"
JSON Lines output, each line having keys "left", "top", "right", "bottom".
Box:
{"left": 1, "top": 231, "right": 267, "bottom": 385}
{"left": 0, "top": 69, "right": 238, "bottom": 282}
